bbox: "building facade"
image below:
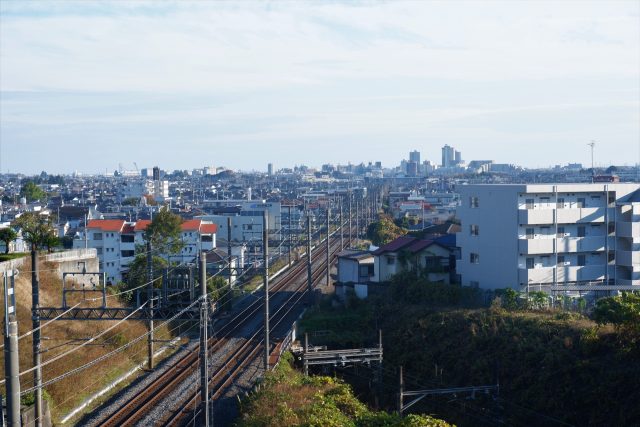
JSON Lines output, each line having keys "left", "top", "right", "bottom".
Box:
{"left": 456, "top": 184, "right": 640, "bottom": 293}
{"left": 74, "top": 219, "right": 217, "bottom": 284}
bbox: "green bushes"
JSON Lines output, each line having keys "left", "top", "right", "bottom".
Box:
{"left": 236, "top": 353, "right": 452, "bottom": 427}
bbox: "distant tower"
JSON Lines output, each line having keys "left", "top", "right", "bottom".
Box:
{"left": 267, "top": 163, "right": 274, "bottom": 176}
{"left": 441, "top": 145, "right": 455, "bottom": 168}
{"left": 407, "top": 161, "right": 418, "bottom": 177}
{"left": 152, "top": 166, "right": 160, "bottom": 181}
{"left": 247, "top": 187, "right": 252, "bottom": 201}
{"left": 409, "top": 150, "right": 420, "bottom": 164}
{"left": 455, "top": 150, "right": 462, "bottom": 164}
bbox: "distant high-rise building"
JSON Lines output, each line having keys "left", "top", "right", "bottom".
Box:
{"left": 441, "top": 145, "right": 455, "bottom": 168}
{"left": 455, "top": 151, "right": 462, "bottom": 163}
{"left": 409, "top": 150, "right": 420, "bottom": 164}
{"left": 407, "top": 161, "right": 418, "bottom": 177}
{"left": 268, "top": 163, "right": 274, "bottom": 176}
{"left": 375, "top": 161, "right": 382, "bottom": 169}
{"left": 152, "top": 166, "right": 160, "bottom": 181}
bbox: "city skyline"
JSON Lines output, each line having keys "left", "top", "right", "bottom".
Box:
{"left": 1, "top": 1, "right": 639, "bottom": 174}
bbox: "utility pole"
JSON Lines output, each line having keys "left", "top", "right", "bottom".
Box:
{"left": 4, "top": 270, "right": 21, "bottom": 427}
{"left": 398, "top": 365, "right": 404, "bottom": 417}
{"left": 348, "top": 195, "right": 352, "bottom": 247}
{"left": 304, "top": 333, "right": 309, "bottom": 376}
{"left": 356, "top": 199, "right": 360, "bottom": 246}
{"left": 288, "top": 205, "right": 292, "bottom": 267}
{"left": 263, "top": 210, "right": 270, "bottom": 371}
{"left": 306, "top": 214, "right": 313, "bottom": 305}
{"left": 146, "top": 241, "right": 154, "bottom": 370}
{"left": 326, "top": 207, "right": 330, "bottom": 287}
{"left": 339, "top": 198, "right": 344, "bottom": 250}
{"left": 588, "top": 140, "right": 596, "bottom": 183}
{"left": 31, "top": 249, "right": 43, "bottom": 427}
{"left": 227, "top": 217, "right": 232, "bottom": 301}
{"left": 199, "top": 252, "right": 209, "bottom": 427}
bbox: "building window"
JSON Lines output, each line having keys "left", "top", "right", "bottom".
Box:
{"left": 470, "top": 253, "right": 479, "bottom": 264}
{"left": 470, "top": 224, "right": 479, "bottom": 236}
{"left": 526, "top": 257, "right": 534, "bottom": 269}
{"left": 94, "top": 233, "right": 103, "bottom": 240}
{"left": 121, "top": 250, "right": 134, "bottom": 258}
{"left": 577, "top": 198, "right": 585, "bottom": 208}
{"left": 96, "top": 248, "right": 103, "bottom": 255}
{"left": 557, "top": 198, "right": 565, "bottom": 209}
{"left": 557, "top": 255, "right": 565, "bottom": 265}
{"left": 577, "top": 255, "right": 586, "bottom": 266}
{"left": 470, "top": 197, "right": 479, "bottom": 208}
{"left": 526, "top": 228, "right": 534, "bottom": 239}
{"left": 557, "top": 226, "right": 565, "bottom": 237}
{"left": 386, "top": 256, "right": 395, "bottom": 265}
{"left": 525, "top": 198, "right": 534, "bottom": 209}
{"left": 608, "top": 253, "right": 615, "bottom": 262}
{"left": 577, "top": 226, "right": 586, "bottom": 237}
{"left": 121, "top": 235, "right": 134, "bottom": 243}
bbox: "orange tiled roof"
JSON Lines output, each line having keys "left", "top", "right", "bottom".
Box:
{"left": 134, "top": 220, "right": 151, "bottom": 231}
{"left": 181, "top": 219, "right": 202, "bottom": 231}
{"left": 87, "top": 219, "right": 125, "bottom": 232}
{"left": 200, "top": 223, "right": 218, "bottom": 234}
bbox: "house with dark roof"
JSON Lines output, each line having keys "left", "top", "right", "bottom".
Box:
{"left": 373, "top": 235, "right": 455, "bottom": 284}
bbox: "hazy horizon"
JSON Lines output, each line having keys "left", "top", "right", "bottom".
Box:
{"left": 1, "top": 1, "right": 639, "bottom": 175}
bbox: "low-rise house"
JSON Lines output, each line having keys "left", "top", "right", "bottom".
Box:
{"left": 336, "top": 249, "right": 375, "bottom": 299}
{"left": 373, "top": 236, "right": 454, "bottom": 284}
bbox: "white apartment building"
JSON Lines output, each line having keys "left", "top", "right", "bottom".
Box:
{"left": 74, "top": 219, "right": 217, "bottom": 284}
{"left": 456, "top": 183, "right": 640, "bottom": 293}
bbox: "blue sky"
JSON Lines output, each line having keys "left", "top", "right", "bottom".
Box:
{"left": 1, "top": 0, "right": 638, "bottom": 174}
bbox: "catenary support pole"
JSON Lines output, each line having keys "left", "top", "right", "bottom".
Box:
{"left": 348, "top": 196, "right": 352, "bottom": 247}
{"left": 326, "top": 207, "right": 330, "bottom": 287}
{"left": 399, "top": 365, "right": 404, "bottom": 417}
{"left": 304, "top": 333, "right": 309, "bottom": 376}
{"left": 31, "top": 249, "right": 43, "bottom": 427}
{"left": 4, "top": 272, "right": 20, "bottom": 427}
{"left": 307, "top": 214, "right": 313, "bottom": 305}
{"left": 288, "top": 205, "right": 292, "bottom": 267}
{"left": 227, "top": 216, "right": 232, "bottom": 308}
{"left": 263, "top": 210, "right": 270, "bottom": 370}
{"left": 356, "top": 199, "right": 360, "bottom": 245}
{"left": 199, "top": 252, "right": 209, "bottom": 427}
{"left": 146, "top": 241, "right": 154, "bottom": 370}
{"left": 339, "top": 198, "right": 344, "bottom": 250}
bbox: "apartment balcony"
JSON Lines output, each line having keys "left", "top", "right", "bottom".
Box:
{"left": 617, "top": 221, "right": 640, "bottom": 239}
{"left": 519, "top": 265, "right": 609, "bottom": 284}
{"left": 557, "top": 236, "right": 609, "bottom": 253}
{"left": 518, "top": 236, "right": 609, "bottom": 255}
{"left": 556, "top": 207, "right": 608, "bottom": 224}
{"left": 518, "top": 207, "right": 610, "bottom": 225}
{"left": 518, "top": 238, "right": 554, "bottom": 254}
{"left": 617, "top": 250, "right": 640, "bottom": 268}
{"left": 518, "top": 209, "right": 554, "bottom": 225}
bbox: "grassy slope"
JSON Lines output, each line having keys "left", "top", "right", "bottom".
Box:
{"left": 0, "top": 257, "right": 185, "bottom": 423}
{"left": 236, "top": 352, "right": 453, "bottom": 427}
{"left": 300, "top": 289, "right": 640, "bottom": 427}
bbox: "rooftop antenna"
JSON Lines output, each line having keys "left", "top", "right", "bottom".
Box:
{"left": 588, "top": 141, "right": 595, "bottom": 183}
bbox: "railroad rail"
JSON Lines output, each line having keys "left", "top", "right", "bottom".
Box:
{"left": 97, "top": 234, "right": 348, "bottom": 427}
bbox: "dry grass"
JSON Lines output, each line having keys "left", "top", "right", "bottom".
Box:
{"left": 0, "top": 258, "right": 184, "bottom": 423}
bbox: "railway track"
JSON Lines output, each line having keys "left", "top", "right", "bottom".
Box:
{"left": 98, "top": 233, "right": 349, "bottom": 427}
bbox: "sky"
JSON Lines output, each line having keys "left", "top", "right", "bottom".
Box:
{"left": 1, "top": 0, "right": 639, "bottom": 175}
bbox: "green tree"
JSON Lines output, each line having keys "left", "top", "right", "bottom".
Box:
{"left": 13, "top": 212, "right": 56, "bottom": 251}
{"left": 0, "top": 227, "right": 18, "bottom": 254}
{"left": 119, "top": 254, "right": 168, "bottom": 298}
{"left": 144, "top": 207, "right": 184, "bottom": 255}
{"left": 366, "top": 214, "right": 407, "bottom": 246}
{"left": 501, "top": 288, "right": 520, "bottom": 310}
{"left": 20, "top": 181, "right": 46, "bottom": 202}
{"left": 592, "top": 292, "right": 640, "bottom": 333}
